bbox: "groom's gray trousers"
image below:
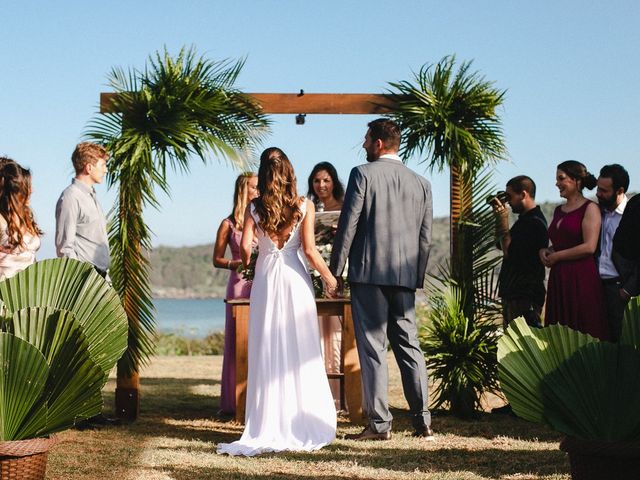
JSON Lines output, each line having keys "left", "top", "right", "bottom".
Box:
{"left": 350, "top": 282, "right": 430, "bottom": 433}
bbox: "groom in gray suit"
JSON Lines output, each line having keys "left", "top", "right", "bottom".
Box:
{"left": 330, "top": 118, "right": 433, "bottom": 441}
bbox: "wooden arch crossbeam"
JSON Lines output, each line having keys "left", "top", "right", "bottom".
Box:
{"left": 100, "top": 92, "right": 399, "bottom": 115}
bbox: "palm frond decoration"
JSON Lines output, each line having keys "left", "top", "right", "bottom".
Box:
{"left": 497, "top": 318, "right": 597, "bottom": 423}
{"left": 387, "top": 55, "right": 507, "bottom": 295}
{"left": 85, "top": 46, "right": 270, "bottom": 417}
{"left": 0, "top": 258, "right": 127, "bottom": 375}
{"left": 620, "top": 296, "right": 640, "bottom": 347}
{"left": 9, "top": 307, "right": 104, "bottom": 438}
{"left": 541, "top": 341, "right": 640, "bottom": 441}
{"left": 499, "top": 310, "right": 640, "bottom": 441}
{"left": 0, "top": 259, "right": 127, "bottom": 441}
{"left": 0, "top": 333, "right": 48, "bottom": 440}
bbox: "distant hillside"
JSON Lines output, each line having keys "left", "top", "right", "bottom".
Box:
{"left": 149, "top": 201, "right": 570, "bottom": 299}
{"left": 150, "top": 216, "right": 449, "bottom": 299}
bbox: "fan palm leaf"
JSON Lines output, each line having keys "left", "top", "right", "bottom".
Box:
{"left": 9, "top": 307, "right": 104, "bottom": 438}
{"left": 541, "top": 341, "right": 640, "bottom": 441}
{"left": 0, "top": 258, "right": 127, "bottom": 376}
{"left": 497, "top": 318, "right": 598, "bottom": 423}
{"left": 0, "top": 333, "right": 48, "bottom": 441}
{"left": 620, "top": 296, "right": 640, "bottom": 347}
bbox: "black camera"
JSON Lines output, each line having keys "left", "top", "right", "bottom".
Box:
{"left": 485, "top": 190, "right": 509, "bottom": 206}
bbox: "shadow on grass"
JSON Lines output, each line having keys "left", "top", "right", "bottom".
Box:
{"left": 92, "top": 369, "right": 566, "bottom": 480}
{"left": 387, "top": 406, "right": 563, "bottom": 443}
{"left": 103, "top": 377, "right": 222, "bottom": 421}
{"left": 158, "top": 445, "right": 568, "bottom": 479}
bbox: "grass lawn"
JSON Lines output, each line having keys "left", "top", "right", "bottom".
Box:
{"left": 47, "top": 355, "right": 570, "bottom": 479}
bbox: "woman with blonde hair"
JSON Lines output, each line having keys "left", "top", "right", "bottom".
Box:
{"left": 217, "top": 147, "right": 337, "bottom": 456}
{"left": 213, "top": 172, "right": 258, "bottom": 415}
{"left": 0, "top": 158, "right": 43, "bottom": 280}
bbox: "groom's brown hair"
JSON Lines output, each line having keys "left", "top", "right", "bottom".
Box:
{"left": 367, "top": 118, "right": 401, "bottom": 151}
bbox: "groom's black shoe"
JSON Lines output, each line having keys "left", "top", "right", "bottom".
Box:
{"left": 413, "top": 426, "right": 435, "bottom": 441}
{"left": 345, "top": 426, "right": 391, "bottom": 441}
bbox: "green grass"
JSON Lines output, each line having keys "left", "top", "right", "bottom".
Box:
{"left": 46, "top": 355, "right": 569, "bottom": 479}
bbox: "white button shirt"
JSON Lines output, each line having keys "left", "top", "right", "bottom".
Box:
{"left": 598, "top": 195, "right": 628, "bottom": 279}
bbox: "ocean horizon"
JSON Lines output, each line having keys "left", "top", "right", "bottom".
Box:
{"left": 154, "top": 298, "right": 226, "bottom": 338}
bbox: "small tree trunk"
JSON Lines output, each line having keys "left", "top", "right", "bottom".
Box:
{"left": 115, "top": 367, "right": 140, "bottom": 421}
{"left": 113, "top": 170, "right": 147, "bottom": 422}
{"left": 450, "top": 164, "right": 475, "bottom": 322}
{"left": 450, "top": 163, "right": 462, "bottom": 271}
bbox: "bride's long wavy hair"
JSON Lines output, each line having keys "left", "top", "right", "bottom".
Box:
{"left": 253, "top": 147, "right": 302, "bottom": 235}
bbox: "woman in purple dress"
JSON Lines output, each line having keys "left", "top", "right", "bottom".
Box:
{"left": 539, "top": 160, "right": 608, "bottom": 340}
{"left": 213, "top": 172, "right": 258, "bottom": 415}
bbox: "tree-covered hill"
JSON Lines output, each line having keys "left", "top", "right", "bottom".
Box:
{"left": 149, "top": 215, "right": 450, "bottom": 299}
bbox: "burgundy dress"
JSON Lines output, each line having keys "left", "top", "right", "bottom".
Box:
{"left": 545, "top": 202, "right": 609, "bottom": 340}
{"left": 219, "top": 218, "right": 253, "bottom": 414}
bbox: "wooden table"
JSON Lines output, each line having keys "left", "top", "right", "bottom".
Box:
{"left": 227, "top": 298, "right": 363, "bottom": 424}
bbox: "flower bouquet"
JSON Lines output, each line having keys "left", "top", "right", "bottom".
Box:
{"left": 236, "top": 249, "right": 258, "bottom": 282}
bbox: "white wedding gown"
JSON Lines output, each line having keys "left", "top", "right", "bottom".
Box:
{"left": 217, "top": 201, "right": 337, "bottom": 456}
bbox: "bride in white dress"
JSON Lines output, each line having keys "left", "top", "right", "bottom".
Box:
{"left": 217, "top": 147, "right": 338, "bottom": 457}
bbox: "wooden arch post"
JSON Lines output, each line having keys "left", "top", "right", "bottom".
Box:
{"left": 100, "top": 91, "right": 398, "bottom": 420}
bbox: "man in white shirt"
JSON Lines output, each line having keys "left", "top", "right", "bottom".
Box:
{"left": 596, "top": 164, "right": 630, "bottom": 341}
{"left": 55, "top": 142, "right": 110, "bottom": 277}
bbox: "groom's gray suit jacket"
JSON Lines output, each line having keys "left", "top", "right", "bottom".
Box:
{"left": 330, "top": 157, "right": 432, "bottom": 289}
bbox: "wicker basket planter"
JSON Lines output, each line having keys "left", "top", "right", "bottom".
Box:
{"left": 0, "top": 436, "right": 57, "bottom": 480}
{"left": 560, "top": 436, "right": 640, "bottom": 480}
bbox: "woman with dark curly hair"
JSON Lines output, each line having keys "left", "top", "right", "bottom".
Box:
{"left": 306, "top": 161, "right": 344, "bottom": 212}
{"left": 539, "top": 160, "right": 608, "bottom": 339}
{"left": 0, "top": 157, "right": 43, "bottom": 280}
{"left": 217, "top": 147, "right": 337, "bottom": 456}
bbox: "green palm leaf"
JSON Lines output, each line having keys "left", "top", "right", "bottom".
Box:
{"left": 541, "top": 341, "right": 640, "bottom": 441}
{"left": 420, "top": 283, "right": 500, "bottom": 418}
{"left": 0, "top": 333, "right": 48, "bottom": 441}
{"left": 0, "top": 258, "right": 127, "bottom": 375}
{"left": 85, "top": 46, "right": 270, "bottom": 378}
{"left": 387, "top": 55, "right": 507, "bottom": 175}
{"left": 10, "top": 307, "right": 104, "bottom": 438}
{"left": 497, "top": 318, "right": 597, "bottom": 423}
{"left": 387, "top": 56, "right": 507, "bottom": 318}
{"left": 620, "top": 296, "right": 640, "bottom": 347}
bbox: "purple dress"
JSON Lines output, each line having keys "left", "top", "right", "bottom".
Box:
{"left": 545, "top": 202, "right": 609, "bottom": 340}
{"left": 220, "top": 218, "right": 253, "bottom": 414}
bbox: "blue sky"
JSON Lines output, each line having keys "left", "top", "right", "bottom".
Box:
{"left": 1, "top": 1, "right": 639, "bottom": 259}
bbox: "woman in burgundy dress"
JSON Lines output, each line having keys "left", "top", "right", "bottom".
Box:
{"left": 213, "top": 172, "right": 258, "bottom": 414}
{"left": 539, "top": 160, "right": 608, "bottom": 340}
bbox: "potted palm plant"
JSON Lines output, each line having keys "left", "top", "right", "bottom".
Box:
{"left": 0, "top": 258, "right": 127, "bottom": 479}
{"left": 497, "top": 299, "right": 640, "bottom": 480}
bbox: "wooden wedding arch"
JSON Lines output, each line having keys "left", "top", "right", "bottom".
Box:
{"left": 99, "top": 91, "right": 400, "bottom": 420}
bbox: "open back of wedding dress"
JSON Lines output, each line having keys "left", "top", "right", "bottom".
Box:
{"left": 217, "top": 200, "right": 337, "bottom": 456}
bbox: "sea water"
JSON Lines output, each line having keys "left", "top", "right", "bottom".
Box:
{"left": 153, "top": 298, "right": 226, "bottom": 338}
